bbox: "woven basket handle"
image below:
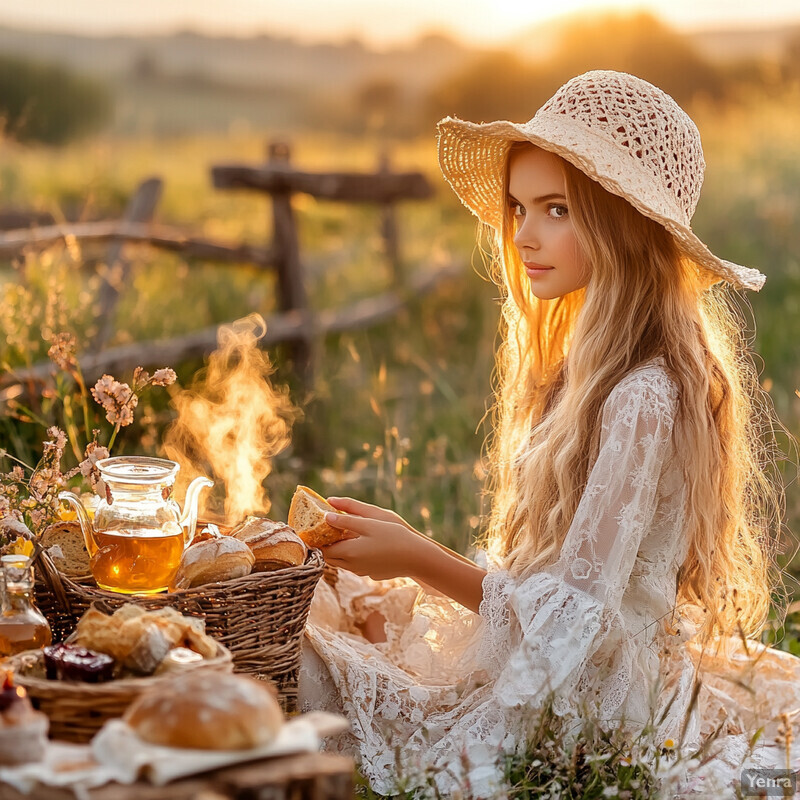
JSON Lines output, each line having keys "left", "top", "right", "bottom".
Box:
{"left": 32, "top": 540, "right": 74, "bottom": 618}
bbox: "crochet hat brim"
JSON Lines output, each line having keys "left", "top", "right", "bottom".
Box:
{"left": 437, "top": 115, "right": 765, "bottom": 292}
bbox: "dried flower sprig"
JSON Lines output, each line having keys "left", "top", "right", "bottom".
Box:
{"left": 78, "top": 433, "right": 110, "bottom": 497}
{"left": 1, "top": 328, "right": 179, "bottom": 537}
{"left": 47, "top": 332, "right": 92, "bottom": 460}
{"left": 90, "top": 366, "right": 176, "bottom": 450}
{"left": 0, "top": 426, "right": 77, "bottom": 541}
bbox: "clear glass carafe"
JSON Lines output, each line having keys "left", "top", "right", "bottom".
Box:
{"left": 59, "top": 456, "right": 212, "bottom": 595}
{"left": 0, "top": 555, "right": 52, "bottom": 657}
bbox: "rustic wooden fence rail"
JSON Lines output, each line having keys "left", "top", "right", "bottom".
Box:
{"left": 0, "top": 142, "right": 459, "bottom": 398}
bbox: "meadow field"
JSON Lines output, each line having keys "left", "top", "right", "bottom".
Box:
{"left": 2, "top": 86, "right": 800, "bottom": 630}
{"left": 3, "top": 47, "right": 800, "bottom": 795}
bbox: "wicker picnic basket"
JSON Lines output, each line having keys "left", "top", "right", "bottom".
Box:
{"left": 33, "top": 546, "right": 325, "bottom": 713}
{"left": 8, "top": 641, "right": 232, "bottom": 743}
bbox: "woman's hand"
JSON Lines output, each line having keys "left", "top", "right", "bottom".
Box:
{"left": 321, "top": 496, "right": 489, "bottom": 613}
{"left": 320, "top": 497, "right": 437, "bottom": 582}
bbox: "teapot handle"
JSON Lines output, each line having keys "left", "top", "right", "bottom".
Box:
{"left": 57, "top": 492, "right": 98, "bottom": 557}
{"left": 179, "top": 478, "right": 214, "bottom": 545}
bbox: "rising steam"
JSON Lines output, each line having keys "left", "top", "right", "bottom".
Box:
{"left": 163, "top": 314, "right": 298, "bottom": 523}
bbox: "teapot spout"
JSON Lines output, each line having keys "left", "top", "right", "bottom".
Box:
{"left": 57, "top": 492, "right": 97, "bottom": 557}
{"left": 179, "top": 477, "right": 214, "bottom": 545}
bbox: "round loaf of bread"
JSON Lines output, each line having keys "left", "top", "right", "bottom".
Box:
{"left": 231, "top": 517, "right": 308, "bottom": 570}
{"left": 288, "top": 486, "right": 351, "bottom": 548}
{"left": 169, "top": 535, "right": 254, "bottom": 591}
{"left": 123, "top": 672, "right": 283, "bottom": 750}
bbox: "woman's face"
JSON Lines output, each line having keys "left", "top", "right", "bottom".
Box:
{"left": 507, "top": 146, "right": 590, "bottom": 300}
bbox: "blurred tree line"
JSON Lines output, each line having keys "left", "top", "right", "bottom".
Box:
{"left": 353, "top": 12, "right": 800, "bottom": 137}
{"left": 0, "top": 54, "right": 110, "bottom": 144}
{"left": 3, "top": 11, "right": 800, "bottom": 144}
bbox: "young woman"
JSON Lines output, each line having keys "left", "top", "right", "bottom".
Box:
{"left": 299, "top": 70, "right": 800, "bottom": 798}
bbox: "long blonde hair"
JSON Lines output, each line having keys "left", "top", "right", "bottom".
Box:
{"left": 481, "top": 142, "right": 784, "bottom": 641}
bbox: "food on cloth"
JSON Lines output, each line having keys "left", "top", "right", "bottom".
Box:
{"left": 231, "top": 517, "right": 308, "bottom": 570}
{"left": 0, "top": 672, "right": 48, "bottom": 764}
{"left": 123, "top": 671, "right": 284, "bottom": 750}
{"left": 40, "top": 521, "right": 92, "bottom": 578}
{"left": 71, "top": 604, "right": 217, "bottom": 676}
{"left": 43, "top": 643, "right": 115, "bottom": 683}
{"left": 168, "top": 534, "right": 254, "bottom": 591}
{"left": 288, "top": 485, "right": 351, "bottom": 548}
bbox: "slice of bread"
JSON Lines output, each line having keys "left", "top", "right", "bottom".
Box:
{"left": 40, "top": 521, "right": 92, "bottom": 578}
{"left": 288, "top": 486, "right": 350, "bottom": 548}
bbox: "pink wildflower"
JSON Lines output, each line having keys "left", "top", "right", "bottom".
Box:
{"left": 47, "top": 332, "right": 77, "bottom": 371}
{"left": 151, "top": 368, "right": 177, "bottom": 387}
{"left": 79, "top": 441, "right": 110, "bottom": 495}
{"left": 91, "top": 375, "right": 138, "bottom": 426}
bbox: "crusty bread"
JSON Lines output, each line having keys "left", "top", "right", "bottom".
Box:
{"left": 231, "top": 517, "right": 307, "bottom": 570}
{"left": 288, "top": 486, "right": 350, "bottom": 548}
{"left": 124, "top": 672, "right": 283, "bottom": 750}
{"left": 40, "top": 521, "right": 91, "bottom": 578}
{"left": 169, "top": 535, "right": 254, "bottom": 591}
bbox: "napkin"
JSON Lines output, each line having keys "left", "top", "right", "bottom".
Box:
{"left": 0, "top": 711, "right": 349, "bottom": 793}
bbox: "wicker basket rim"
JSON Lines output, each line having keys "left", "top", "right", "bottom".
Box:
{"left": 9, "top": 640, "right": 232, "bottom": 695}
{"left": 38, "top": 548, "right": 323, "bottom": 599}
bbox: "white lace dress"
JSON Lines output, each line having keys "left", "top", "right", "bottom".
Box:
{"left": 299, "top": 362, "right": 800, "bottom": 798}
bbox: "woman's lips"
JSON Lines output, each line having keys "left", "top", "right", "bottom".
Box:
{"left": 524, "top": 263, "right": 554, "bottom": 277}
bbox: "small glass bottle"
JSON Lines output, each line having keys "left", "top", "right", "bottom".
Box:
{"left": 0, "top": 555, "right": 52, "bottom": 657}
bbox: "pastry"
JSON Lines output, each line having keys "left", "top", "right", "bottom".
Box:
{"left": 230, "top": 516, "right": 307, "bottom": 570}
{"left": 124, "top": 672, "right": 283, "bottom": 750}
{"left": 169, "top": 535, "right": 254, "bottom": 590}
{"left": 71, "top": 603, "right": 218, "bottom": 675}
{"left": 288, "top": 485, "right": 351, "bottom": 548}
{"left": 154, "top": 647, "right": 204, "bottom": 675}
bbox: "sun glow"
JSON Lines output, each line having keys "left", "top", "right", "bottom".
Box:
{"left": 2, "top": 0, "right": 799, "bottom": 44}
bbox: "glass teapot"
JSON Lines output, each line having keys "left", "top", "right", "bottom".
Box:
{"left": 58, "top": 456, "right": 213, "bottom": 595}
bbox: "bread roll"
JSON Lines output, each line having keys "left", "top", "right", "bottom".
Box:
{"left": 40, "top": 521, "right": 91, "bottom": 578}
{"left": 169, "top": 535, "right": 254, "bottom": 591}
{"left": 231, "top": 517, "right": 307, "bottom": 570}
{"left": 288, "top": 486, "right": 351, "bottom": 548}
{"left": 124, "top": 672, "right": 283, "bottom": 750}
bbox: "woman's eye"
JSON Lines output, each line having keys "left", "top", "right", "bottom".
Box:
{"left": 547, "top": 204, "right": 568, "bottom": 219}
{"left": 509, "top": 201, "right": 525, "bottom": 217}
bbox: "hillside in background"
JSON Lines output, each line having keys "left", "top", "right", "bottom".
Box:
{"left": 0, "top": 26, "right": 477, "bottom": 93}
{"left": 0, "top": 18, "right": 798, "bottom": 137}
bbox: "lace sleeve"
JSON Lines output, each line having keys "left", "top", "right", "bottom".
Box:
{"left": 489, "top": 366, "right": 679, "bottom": 714}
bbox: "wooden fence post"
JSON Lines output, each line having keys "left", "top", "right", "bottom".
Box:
{"left": 378, "top": 152, "right": 404, "bottom": 291}
{"left": 92, "top": 177, "right": 163, "bottom": 349}
{"left": 267, "top": 142, "right": 313, "bottom": 389}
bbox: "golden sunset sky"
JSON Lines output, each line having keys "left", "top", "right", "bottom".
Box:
{"left": 1, "top": 0, "right": 798, "bottom": 45}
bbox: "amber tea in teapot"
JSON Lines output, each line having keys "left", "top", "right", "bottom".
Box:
{"left": 90, "top": 525, "right": 186, "bottom": 594}
{"left": 59, "top": 457, "right": 212, "bottom": 594}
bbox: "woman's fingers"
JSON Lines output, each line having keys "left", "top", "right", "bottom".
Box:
{"left": 327, "top": 496, "right": 393, "bottom": 520}
{"left": 320, "top": 538, "right": 362, "bottom": 571}
{"left": 325, "top": 512, "right": 392, "bottom": 537}
{"left": 327, "top": 496, "right": 414, "bottom": 530}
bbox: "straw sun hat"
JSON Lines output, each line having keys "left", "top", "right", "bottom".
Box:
{"left": 437, "top": 69, "right": 765, "bottom": 291}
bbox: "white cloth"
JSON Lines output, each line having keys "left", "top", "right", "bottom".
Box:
{"left": 300, "top": 360, "right": 800, "bottom": 798}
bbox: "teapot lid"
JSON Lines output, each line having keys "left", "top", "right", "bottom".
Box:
{"left": 95, "top": 456, "right": 179, "bottom": 485}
